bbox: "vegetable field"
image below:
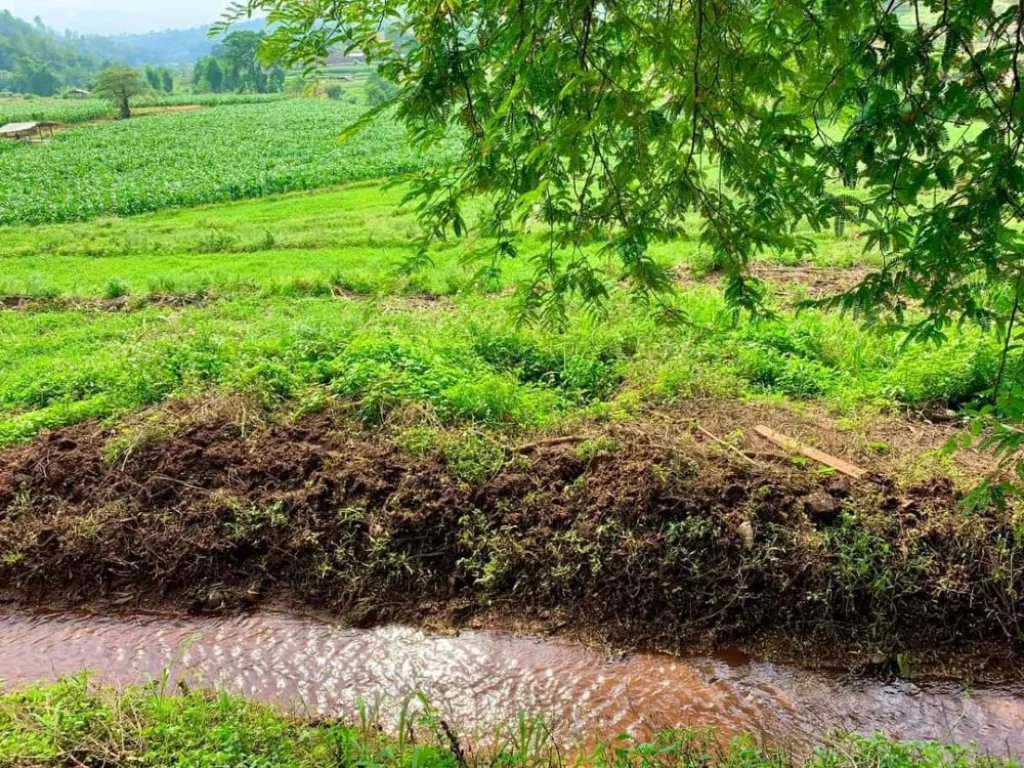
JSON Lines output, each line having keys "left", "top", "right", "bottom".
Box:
{"left": 0, "top": 99, "right": 456, "bottom": 225}
{"left": 0, "top": 98, "right": 112, "bottom": 125}
{"left": 0, "top": 92, "right": 290, "bottom": 126}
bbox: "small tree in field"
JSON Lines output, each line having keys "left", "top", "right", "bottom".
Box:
{"left": 94, "top": 68, "right": 146, "bottom": 120}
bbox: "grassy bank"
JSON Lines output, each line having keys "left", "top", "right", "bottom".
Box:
{"left": 0, "top": 677, "right": 1017, "bottom": 768}
{"left": 0, "top": 288, "right": 1000, "bottom": 447}
{"left": 1, "top": 402, "right": 1020, "bottom": 674}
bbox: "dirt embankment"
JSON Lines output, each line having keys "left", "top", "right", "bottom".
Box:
{"left": 0, "top": 402, "right": 1020, "bottom": 676}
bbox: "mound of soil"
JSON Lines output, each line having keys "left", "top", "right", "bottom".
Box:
{"left": 0, "top": 405, "right": 1020, "bottom": 673}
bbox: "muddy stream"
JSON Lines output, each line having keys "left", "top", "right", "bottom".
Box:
{"left": 0, "top": 611, "right": 1022, "bottom": 753}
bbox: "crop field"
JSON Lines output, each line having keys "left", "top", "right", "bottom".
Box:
{"left": 0, "top": 99, "right": 458, "bottom": 225}
{"left": 0, "top": 89, "right": 997, "bottom": 449}
{"left": 0, "top": 92, "right": 288, "bottom": 126}
{"left": 0, "top": 89, "right": 1006, "bottom": 482}
{"left": 0, "top": 97, "right": 112, "bottom": 125}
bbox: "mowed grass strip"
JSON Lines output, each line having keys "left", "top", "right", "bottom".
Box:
{"left": 0, "top": 179, "right": 879, "bottom": 302}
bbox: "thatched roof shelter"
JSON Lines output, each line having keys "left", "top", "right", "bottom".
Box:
{"left": 0, "top": 122, "right": 58, "bottom": 140}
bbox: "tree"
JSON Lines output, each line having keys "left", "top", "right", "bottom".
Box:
{"left": 160, "top": 68, "right": 173, "bottom": 94}
{"left": 267, "top": 63, "right": 285, "bottom": 93}
{"left": 218, "top": 31, "right": 267, "bottom": 92}
{"left": 193, "top": 57, "right": 224, "bottom": 93}
{"left": 206, "top": 58, "right": 224, "bottom": 93}
{"left": 228, "top": 1, "right": 1024, "bottom": 495}
{"left": 364, "top": 71, "right": 397, "bottom": 107}
{"left": 93, "top": 67, "right": 145, "bottom": 119}
{"left": 143, "top": 65, "right": 160, "bottom": 91}
{"left": 12, "top": 59, "right": 58, "bottom": 96}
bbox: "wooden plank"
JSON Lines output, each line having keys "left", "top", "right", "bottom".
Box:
{"left": 754, "top": 425, "right": 867, "bottom": 479}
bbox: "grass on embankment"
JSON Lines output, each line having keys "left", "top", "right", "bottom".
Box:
{"left": 0, "top": 678, "right": 1017, "bottom": 768}
{"left": 0, "top": 287, "right": 1000, "bottom": 448}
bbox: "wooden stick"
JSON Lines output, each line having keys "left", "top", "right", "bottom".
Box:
{"left": 754, "top": 425, "right": 867, "bottom": 479}
{"left": 515, "top": 435, "right": 587, "bottom": 453}
{"left": 696, "top": 425, "right": 764, "bottom": 468}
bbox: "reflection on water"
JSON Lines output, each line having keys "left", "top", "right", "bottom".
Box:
{"left": 0, "top": 611, "right": 1021, "bottom": 752}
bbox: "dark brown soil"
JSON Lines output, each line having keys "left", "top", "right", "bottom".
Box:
{"left": 0, "top": 293, "right": 209, "bottom": 313}
{"left": 1, "top": 290, "right": 451, "bottom": 314}
{"left": 0, "top": 402, "right": 1020, "bottom": 677}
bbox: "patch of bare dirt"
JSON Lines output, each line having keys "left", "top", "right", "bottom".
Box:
{"left": 331, "top": 285, "right": 455, "bottom": 312}
{"left": 677, "top": 264, "right": 873, "bottom": 301}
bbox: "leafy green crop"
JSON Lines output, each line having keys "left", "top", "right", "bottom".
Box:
{"left": 0, "top": 93, "right": 289, "bottom": 126}
{"left": 0, "top": 99, "right": 458, "bottom": 225}
{"left": 0, "top": 98, "right": 112, "bottom": 124}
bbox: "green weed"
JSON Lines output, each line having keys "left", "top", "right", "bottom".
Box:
{"left": 1, "top": 677, "right": 1013, "bottom": 768}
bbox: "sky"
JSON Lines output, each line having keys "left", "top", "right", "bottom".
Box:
{"left": 3, "top": 0, "right": 233, "bottom": 34}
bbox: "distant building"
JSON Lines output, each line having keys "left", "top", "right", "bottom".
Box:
{"left": 326, "top": 51, "right": 367, "bottom": 66}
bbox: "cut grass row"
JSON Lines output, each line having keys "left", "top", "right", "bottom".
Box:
{"left": 0, "top": 183, "right": 876, "bottom": 300}
{"left": 2, "top": 677, "right": 1013, "bottom": 768}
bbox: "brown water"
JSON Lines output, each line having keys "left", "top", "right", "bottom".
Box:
{"left": 0, "top": 611, "right": 1022, "bottom": 753}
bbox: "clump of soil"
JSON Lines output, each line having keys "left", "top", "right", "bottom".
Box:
{"left": 0, "top": 403, "right": 1020, "bottom": 673}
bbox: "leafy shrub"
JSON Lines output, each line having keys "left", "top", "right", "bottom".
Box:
{"left": 103, "top": 278, "right": 129, "bottom": 299}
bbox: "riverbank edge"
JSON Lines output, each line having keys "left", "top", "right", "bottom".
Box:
{"left": 0, "top": 400, "right": 1021, "bottom": 680}
{"left": 1, "top": 677, "right": 1019, "bottom": 767}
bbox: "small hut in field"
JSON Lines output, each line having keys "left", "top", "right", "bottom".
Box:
{"left": 0, "top": 122, "right": 58, "bottom": 141}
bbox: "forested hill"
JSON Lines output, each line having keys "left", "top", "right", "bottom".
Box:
{"left": 65, "top": 19, "right": 266, "bottom": 67}
{"left": 0, "top": 10, "right": 266, "bottom": 95}
{"left": 0, "top": 11, "right": 99, "bottom": 93}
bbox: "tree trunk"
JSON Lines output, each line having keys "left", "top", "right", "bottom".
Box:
{"left": 119, "top": 96, "right": 131, "bottom": 120}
